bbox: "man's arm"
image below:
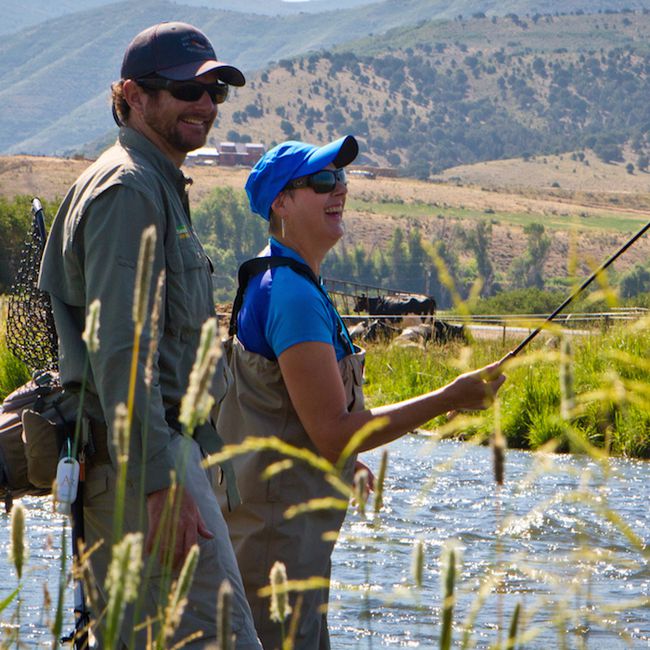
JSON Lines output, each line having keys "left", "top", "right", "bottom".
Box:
{"left": 80, "top": 185, "right": 175, "bottom": 492}
{"left": 80, "top": 185, "right": 215, "bottom": 567}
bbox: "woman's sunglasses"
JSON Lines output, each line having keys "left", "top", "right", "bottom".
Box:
{"left": 136, "top": 78, "right": 229, "bottom": 104}
{"left": 284, "top": 168, "right": 347, "bottom": 194}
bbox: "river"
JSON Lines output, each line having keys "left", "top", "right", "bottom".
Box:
{"left": 1, "top": 436, "right": 648, "bottom": 648}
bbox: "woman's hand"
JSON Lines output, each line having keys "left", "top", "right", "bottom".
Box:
{"left": 445, "top": 358, "right": 507, "bottom": 412}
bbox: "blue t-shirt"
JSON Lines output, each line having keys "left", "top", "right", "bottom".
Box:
{"left": 237, "top": 238, "right": 353, "bottom": 361}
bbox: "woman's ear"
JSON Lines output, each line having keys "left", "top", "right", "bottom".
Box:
{"left": 271, "top": 191, "right": 288, "bottom": 218}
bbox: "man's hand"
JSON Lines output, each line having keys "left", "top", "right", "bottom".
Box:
{"left": 145, "top": 486, "right": 214, "bottom": 571}
{"left": 354, "top": 458, "right": 375, "bottom": 496}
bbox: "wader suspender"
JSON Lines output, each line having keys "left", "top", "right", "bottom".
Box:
{"left": 229, "top": 256, "right": 355, "bottom": 356}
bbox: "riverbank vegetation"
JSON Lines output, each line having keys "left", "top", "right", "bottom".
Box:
{"left": 362, "top": 317, "right": 650, "bottom": 458}
{"left": 2, "top": 295, "right": 649, "bottom": 457}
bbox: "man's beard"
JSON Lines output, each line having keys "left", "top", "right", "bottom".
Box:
{"left": 143, "top": 100, "right": 214, "bottom": 153}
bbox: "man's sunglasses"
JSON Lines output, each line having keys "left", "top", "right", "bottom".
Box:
{"left": 136, "top": 78, "right": 229, "bottom": 104}
{"left": 284, "top": 168, "right": 347, "bottom": 194}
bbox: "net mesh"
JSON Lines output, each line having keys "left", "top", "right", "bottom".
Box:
{"left": 6, "top": 203, "right": 59, "bottom": 375}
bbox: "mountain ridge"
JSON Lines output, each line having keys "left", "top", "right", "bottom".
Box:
{"left": 2, "top": 1, "right": 650, "bottom": 175}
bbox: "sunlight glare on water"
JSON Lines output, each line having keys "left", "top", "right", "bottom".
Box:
{"left": 0, "top": 435, "right": 648, "bottom": 648}
{"left": 329, "top": 435, "right": 650, "bottom": 649}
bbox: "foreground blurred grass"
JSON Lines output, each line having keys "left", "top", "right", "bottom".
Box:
{"left": 2, "top": 311, "right": 649, "bottom": 647}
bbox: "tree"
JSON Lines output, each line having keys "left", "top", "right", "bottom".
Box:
{"left": 389, "top": 227, "right": 407, "bottom": 287}
{"left": 593, "top": 142, "right": 624, "bottom": 163}
{"left": 620, "top": 263, "right": 650, "bottom": 298}
{"left": 508, "top": 223, "right": 550, "bottom": 290}
{"left": 466, "top": 221, "right": 495, "bottom": 296}
{"left": 193, "top": 187, "right": 267, "bottom": 299}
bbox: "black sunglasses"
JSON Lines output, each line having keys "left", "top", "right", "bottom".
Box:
{"left": 284, "top": 168, "right": 347, "bottom": 194}
{"left": 136, "top": 78, "right": 229, "bottom": 104}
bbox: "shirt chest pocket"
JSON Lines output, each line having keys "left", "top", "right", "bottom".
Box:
{"left": 165, "top": 239, "right": 214, "bottom": 337}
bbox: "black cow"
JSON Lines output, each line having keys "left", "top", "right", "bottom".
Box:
{"left": 353, "top": 293, "right": 436, "bottom": 319}
{"left": 432, "top": 320, "right": 466, "bottom": 342}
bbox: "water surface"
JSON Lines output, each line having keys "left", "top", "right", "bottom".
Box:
{"left": 1, "top": 437, "right": 648, "bottom": 648}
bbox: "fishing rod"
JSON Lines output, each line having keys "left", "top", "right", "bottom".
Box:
{"left": 508, "top": 219, "right": 650, "bottom": 357}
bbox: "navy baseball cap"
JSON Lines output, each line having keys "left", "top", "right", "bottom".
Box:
{"left": 245, "top": 135, "right": 359, "bottom": 220}
{"left": 121, "top": 22, "right": 245, "bottom": 86}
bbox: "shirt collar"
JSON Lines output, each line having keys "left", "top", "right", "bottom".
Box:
{"left": 269, "top": 237, "right": 313, "bottom": 269}
{"left": 118, "top": 127, "right": 190, "bottom": 193}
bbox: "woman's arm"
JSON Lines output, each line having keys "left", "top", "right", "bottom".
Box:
{"left": 278, "top": 341, "right": 506, "bottom": 463}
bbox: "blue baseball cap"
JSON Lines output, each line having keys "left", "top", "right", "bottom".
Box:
{"left": 245, "top": 135, "right": 359, "bottom": 220}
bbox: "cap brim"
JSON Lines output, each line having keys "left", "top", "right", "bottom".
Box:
{"left": 294, "top": 135, "right": 359, "bottom": 178}
{"left": 157, "top": 60, "right": 246, "bottom": 86}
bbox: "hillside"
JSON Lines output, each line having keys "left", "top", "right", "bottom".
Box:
{"left": 3, "top": 2, "right": 650, "bottom": 162}
{"left": 0, "top": 0, "right": 506, "bottom": 155}
{"left": 2, "top": 154, "right": 648, "bottom": 299}
{"left": 207, "top": 11, "right": 650, "bottom": 178}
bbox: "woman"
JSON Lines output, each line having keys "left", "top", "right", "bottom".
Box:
{"left": 217, "top": 135, "right": 506, "bottom": 648}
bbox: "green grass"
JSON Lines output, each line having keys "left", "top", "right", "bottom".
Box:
{"left": 0, "top": 297, "right": 30, "bottom": 400}
{"left": 362, "top": 320, "right": 650, "bottom": 458}
{"left": 348, "top": 197, "right": 648, "bottom": 234}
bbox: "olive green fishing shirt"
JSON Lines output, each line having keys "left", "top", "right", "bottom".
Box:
{"left": 39, "top": 127, "right": 228, "bottom": 494}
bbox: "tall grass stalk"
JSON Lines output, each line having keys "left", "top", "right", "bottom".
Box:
{"left": 51, "top": 522, "right": 67, "bottom": 650}
{"left": 72, "top": 299, "right": 100, "bottom": 458}
{"left": 9, "top": 503, "right": 25, "bottom": 580}
{"left": 506, "top": 602, "right": 521, "bottom": 650}
{"left": 139, "top": 271, "right": 165, "bottom": 531}
{"left": 7, "top": 502, "right": 25, "bottom": 647}
{"left": 440, "top": 542, "right": 458, "bottom": 650}
{"left": 217, "top": 579, "right": 234, "bottom": 650}
{"left": 104, "top": 532, "right": 143, "bottom": 649}
{"left": 111, "top": 401, "right": 130, "bottom": 544}
{"left": 116, "top": 226, "right": 156, "bottom": 544}
{"left": 158, "top": 543, "right": 200, "bottom": 648}
{"left": 372, "top": 449, "right": 388, "bottom": 519}
{"left": 269, "top": 561, "right": 292, "bottom": 643}
{"left": 179, "top": 317, "right": 223, "bottom": 434}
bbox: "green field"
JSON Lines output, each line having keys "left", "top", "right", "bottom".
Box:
{"left": 349, "top": 196, "right": 649, "bottom": 233}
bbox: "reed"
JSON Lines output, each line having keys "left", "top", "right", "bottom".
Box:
{"left": 269, "top": 561, "right": 292, "bottom": 643}
{"left": 439, "top": 542, "right": 458, "bottom": 650}
{"left": 104, "top": 532, "right": 143, "bottom": 649}
{"left": 217, "top": 579, "right": 234, "bottom": 650}
{"left": 9, "top": 502, "right": 25, "bottom": 580}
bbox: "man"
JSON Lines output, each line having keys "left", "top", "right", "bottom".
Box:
{"left": 39, "top": 22, "right": 260, "bottom": 648}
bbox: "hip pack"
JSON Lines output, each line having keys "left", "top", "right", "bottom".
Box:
{"left": 0, "top": 371, "right": 77, "bottom": 510}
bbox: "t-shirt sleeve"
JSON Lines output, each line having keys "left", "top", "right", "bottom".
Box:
{"left": 265, "top": 269, "right": 333, "bottom": 357}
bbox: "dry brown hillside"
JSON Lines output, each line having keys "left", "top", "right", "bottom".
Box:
{"left": 1, "top": 154, "right": 648, "bottom": 283}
